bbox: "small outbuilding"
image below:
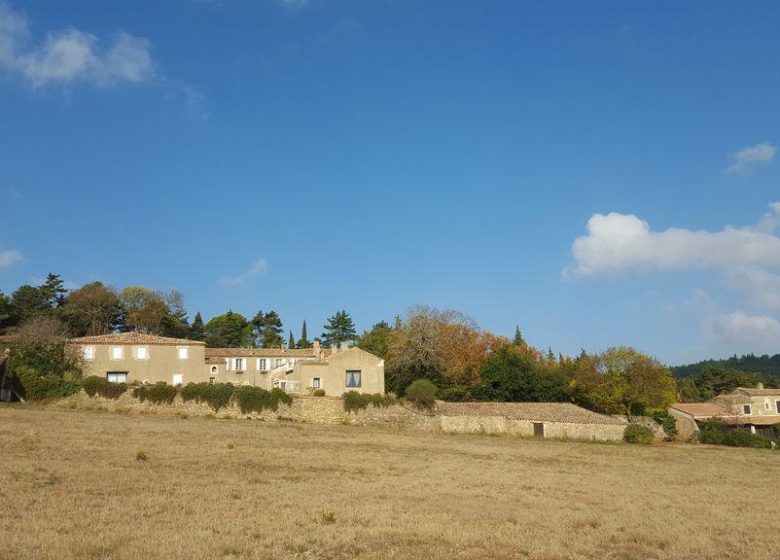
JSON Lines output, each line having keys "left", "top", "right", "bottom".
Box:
{"left": 435, "top": 402, "right": 627, "bottom": 442}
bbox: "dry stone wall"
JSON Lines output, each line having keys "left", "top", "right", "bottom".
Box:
{"left": 55, "top": 391, "right": 623, "bottom": 442}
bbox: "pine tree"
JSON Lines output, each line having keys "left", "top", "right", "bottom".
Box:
{"left": 321, "top": 310, "right": 356, "bottom": 347}
{"left": 258, "top": 310, "right": 283, "bottom": 348}
{"left": 297, "top": 320, "right": 310, "bottom": 348}
{"left": 288, "top": 330, "right": 295, "bottom": 349}
{"left": 190, "top": 312, "right": 205, "bottom": 340}
{"left": 513, "top": 326, "right": 525, "bottom": 346}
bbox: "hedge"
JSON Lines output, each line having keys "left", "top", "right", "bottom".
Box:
{"left": 82, "top": 375, "right": 128, "bottom": 399}
{"left": 234, "top": 386, "right": 292, "bottom": 414}
{"left": 698, "top": 422, "right": 775, "bottom": 448}
{"left": 343, "top": 391, "right": 395, "bottom": 412}
{"left": 133, "top": 382, "right": 178, "bottom": 405}
{"left": 623, "top": 425, "right": 654, "bottom": 444}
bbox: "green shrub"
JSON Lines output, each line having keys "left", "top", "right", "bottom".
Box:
{"left": 404, "top": 379, "right": 437, "bottom": 409}
{"left": 312, "top": 389, "right": 326, "bottom": 397}
{"left": 232, "top": 386, "right": 292, "bottom": 414}
{"left": 181, "top": 382, "right": 235, "bottom": 411}
{"left": 82, "top": 375, "right": 104, "bottom": 397}
{"left": 15, "top": 366, "right": 82, "bottom": 401}
{"left": 623, "top": 425, "right": 654, "bottom": 444}
{"left": 180, "top": 382, "right": 208, "bottom": 403}
{"left": 133, "top": 382, "right": 177, "bottom": 405}
{"left": 342, "top": 391, "right": 395, "bottom": 412}
{"left": 652, "top": 411, "right": 678, "bottom": 439}
{"left": 698, "top": 422, "right": 774, "bottom": 448}
{"left": 206, "top": 383, "right": 236, "bottom": 411}
{"left": 81, "top": 375, "right": 127, "bottom": 399}
{"left": 136, "top": 450, "right": 148, "bottom": 461}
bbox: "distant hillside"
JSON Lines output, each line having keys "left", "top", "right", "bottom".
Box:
{"left": 672, "top": 353, "right": 780, "bottom": 380}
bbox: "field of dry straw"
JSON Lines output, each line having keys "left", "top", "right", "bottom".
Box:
{"left": 1, "top": 405, "right": 779, "bottom": 560}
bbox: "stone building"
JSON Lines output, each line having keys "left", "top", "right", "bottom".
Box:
{"left": 435, "top": 401, "right": 627, "bottom": 441}
{"left": 669, "top": 384, "right": 780, "bottom": 440}
{"left": 67, "top": 332, "right": 207, "bottom": 386}
{"left": 205, "top": 341, "right": 385, "bottom": 396}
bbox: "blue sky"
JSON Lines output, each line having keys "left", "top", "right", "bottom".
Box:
{"left": 1, "top": 0, "right": 779, "bottom": 364}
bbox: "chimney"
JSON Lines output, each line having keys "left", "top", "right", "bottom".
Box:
{"left": 757, "top": 382, "right": 764, "bottom": 390}
{"left": 313, "top": 340, "right": 321, "bottom": 359}
{"left": 339, "top": 341, "right": 349, "bottom": 352}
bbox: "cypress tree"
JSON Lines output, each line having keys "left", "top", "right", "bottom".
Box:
{"left": 288, "top": 330, "right": 295, "bottom": 349}
{"left": 513, "top": 326, "right": 525, "bottom": 346}
{"left": 297, "top": 320, "right": 310, "bottom": 348}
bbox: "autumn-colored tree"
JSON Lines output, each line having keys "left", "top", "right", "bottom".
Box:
{"left": 385, "top": 306, "right": 507, "bottom": 399}
{"left": 570, "top": 347, "right": 676, "bottom": 416}
{"left": 58, "top": 282, "right": 123, "bottom": 336}
{"left": 120, "top": 287, "right": 169, "bottom": 334}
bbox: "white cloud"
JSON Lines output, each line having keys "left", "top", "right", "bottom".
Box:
{"left": 726, "top": 142, "right": 776, "bottom": 173}
{"left": 724, "top": 267, "right": 780, "bottom": 310}
{"left": 568, "top": 202, "right": 780, "bottom": 277}
{"left": 0, "top": 248, "right": 22, "bottom": 268}
{"left": 706, "top": 311, "right": 780, "bottom": 352}
{"left": 219, "top": 259, "right": 269, "bottom": 286}
{"left": 0, "top": 3, "right": 152, "bottom": 87}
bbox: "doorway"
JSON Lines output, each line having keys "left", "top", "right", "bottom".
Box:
{"left": 533, "top": 422, "right": 545, "bottom": 438}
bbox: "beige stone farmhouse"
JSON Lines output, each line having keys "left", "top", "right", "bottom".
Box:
{"left": 205, "top": 341, "right": 385, "bottom": 396}
{"left": 669, "top": 384, "right": 780, "bottom": 440}
{"left": 67, "top": 332, "right": 207, "bottom": 385}
{"left": 67, "top": 333, "right": 385, "bottom": 395}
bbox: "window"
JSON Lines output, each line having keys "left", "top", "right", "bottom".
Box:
{"left": 776, "top": 401, "right": 780, "bottom": 414}
{"left": 83, "top": 346, "right": 95, "bottom": 361}
{"left": 172, "top": 374, "right": 183, "bottom": 386}
{"left": 110, "top": 347, "right": 123, "bottom": 360}
{"left": 235, "top": 358, "right": 244, "bottom": 371}
{"left": 312, "top": 378, "right": 321, "bottom": 389}
{"left": 346, "top": 370, "right": 362, "bottom": 388}
{"left": 106, "top": 372, "right": 127, "bottom": 383}
{"left": 259, "top": 358, "right": 268, "bottom": 370}
{"left": 209, "top": 377, "right": 215, "bottom": 385}
{"left": 275, "top": 358, "right": 284, "bottom": 368}
{"left": 743, "top": 404, "right": 752, "bottom": 415}
{"left": 211, "top": 366, "right": 218, "bottom": 374}
{"left": 177, "top": 347, "right": 189, "bottom": 360}
{"left": 136, "top": 347, "right": 149, "bottom": 360}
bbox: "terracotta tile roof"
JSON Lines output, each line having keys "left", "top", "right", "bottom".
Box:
{"left": 206, "top": 348, "right": 321, "bottom": 358}
{"left": 670, "top": 403, "right": 729, "bottom": 418}
{"left": 735, "top": 387, "right": 780, "bottom": 397}
{"left": 67, "top": 332, "right": 205, "bottom": 346}
{"left": 436, "top": 402, "right": 626, "bottom": 425}
{"left": 711, "top": 394, "right": 752, "bottom": 404}
{"left": 299, "top": 360, "right": 329, "bottom": 366}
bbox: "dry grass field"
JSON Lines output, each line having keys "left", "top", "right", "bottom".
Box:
{"left": 1, "top": 406, "right": 779, "bottom": 560}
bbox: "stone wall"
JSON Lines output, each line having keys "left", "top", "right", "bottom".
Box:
{"left": 440, "top": 415, "right": 624, "bottom": 442}
{"left": 55, "top": 391, "right": 624, "bottom": 442}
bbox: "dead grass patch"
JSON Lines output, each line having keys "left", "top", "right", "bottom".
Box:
{"left": 0, "top": 406, "right": 778, "bottom": 559}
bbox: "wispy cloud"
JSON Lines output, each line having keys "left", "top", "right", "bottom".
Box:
{"left": 0, "top": 2, "right": 153, "bottom": 88}
{"left": 219, "top": 258, "right": 269, "bottom": 286}
{"left": 726, "top": 142, "right": 776, "bottom": 173}
{"left": 0, "top": 248, "right": 22, "bottom": 268}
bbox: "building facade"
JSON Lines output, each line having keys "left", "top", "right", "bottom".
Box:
{"left": 669, "top": 384, "right": 780, "bottom": 439}
{"left": 67, "top": 332, "right": 207, "bottom": 386}
{"left": 205, "top": 341, "right": 385, "bottom": 396}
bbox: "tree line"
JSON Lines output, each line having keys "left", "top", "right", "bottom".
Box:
{"left": 4, "top": 274, "right": 765, "bottom": 416}
{"left": 0, "top": 274, "right": 356, "bottom": 349}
